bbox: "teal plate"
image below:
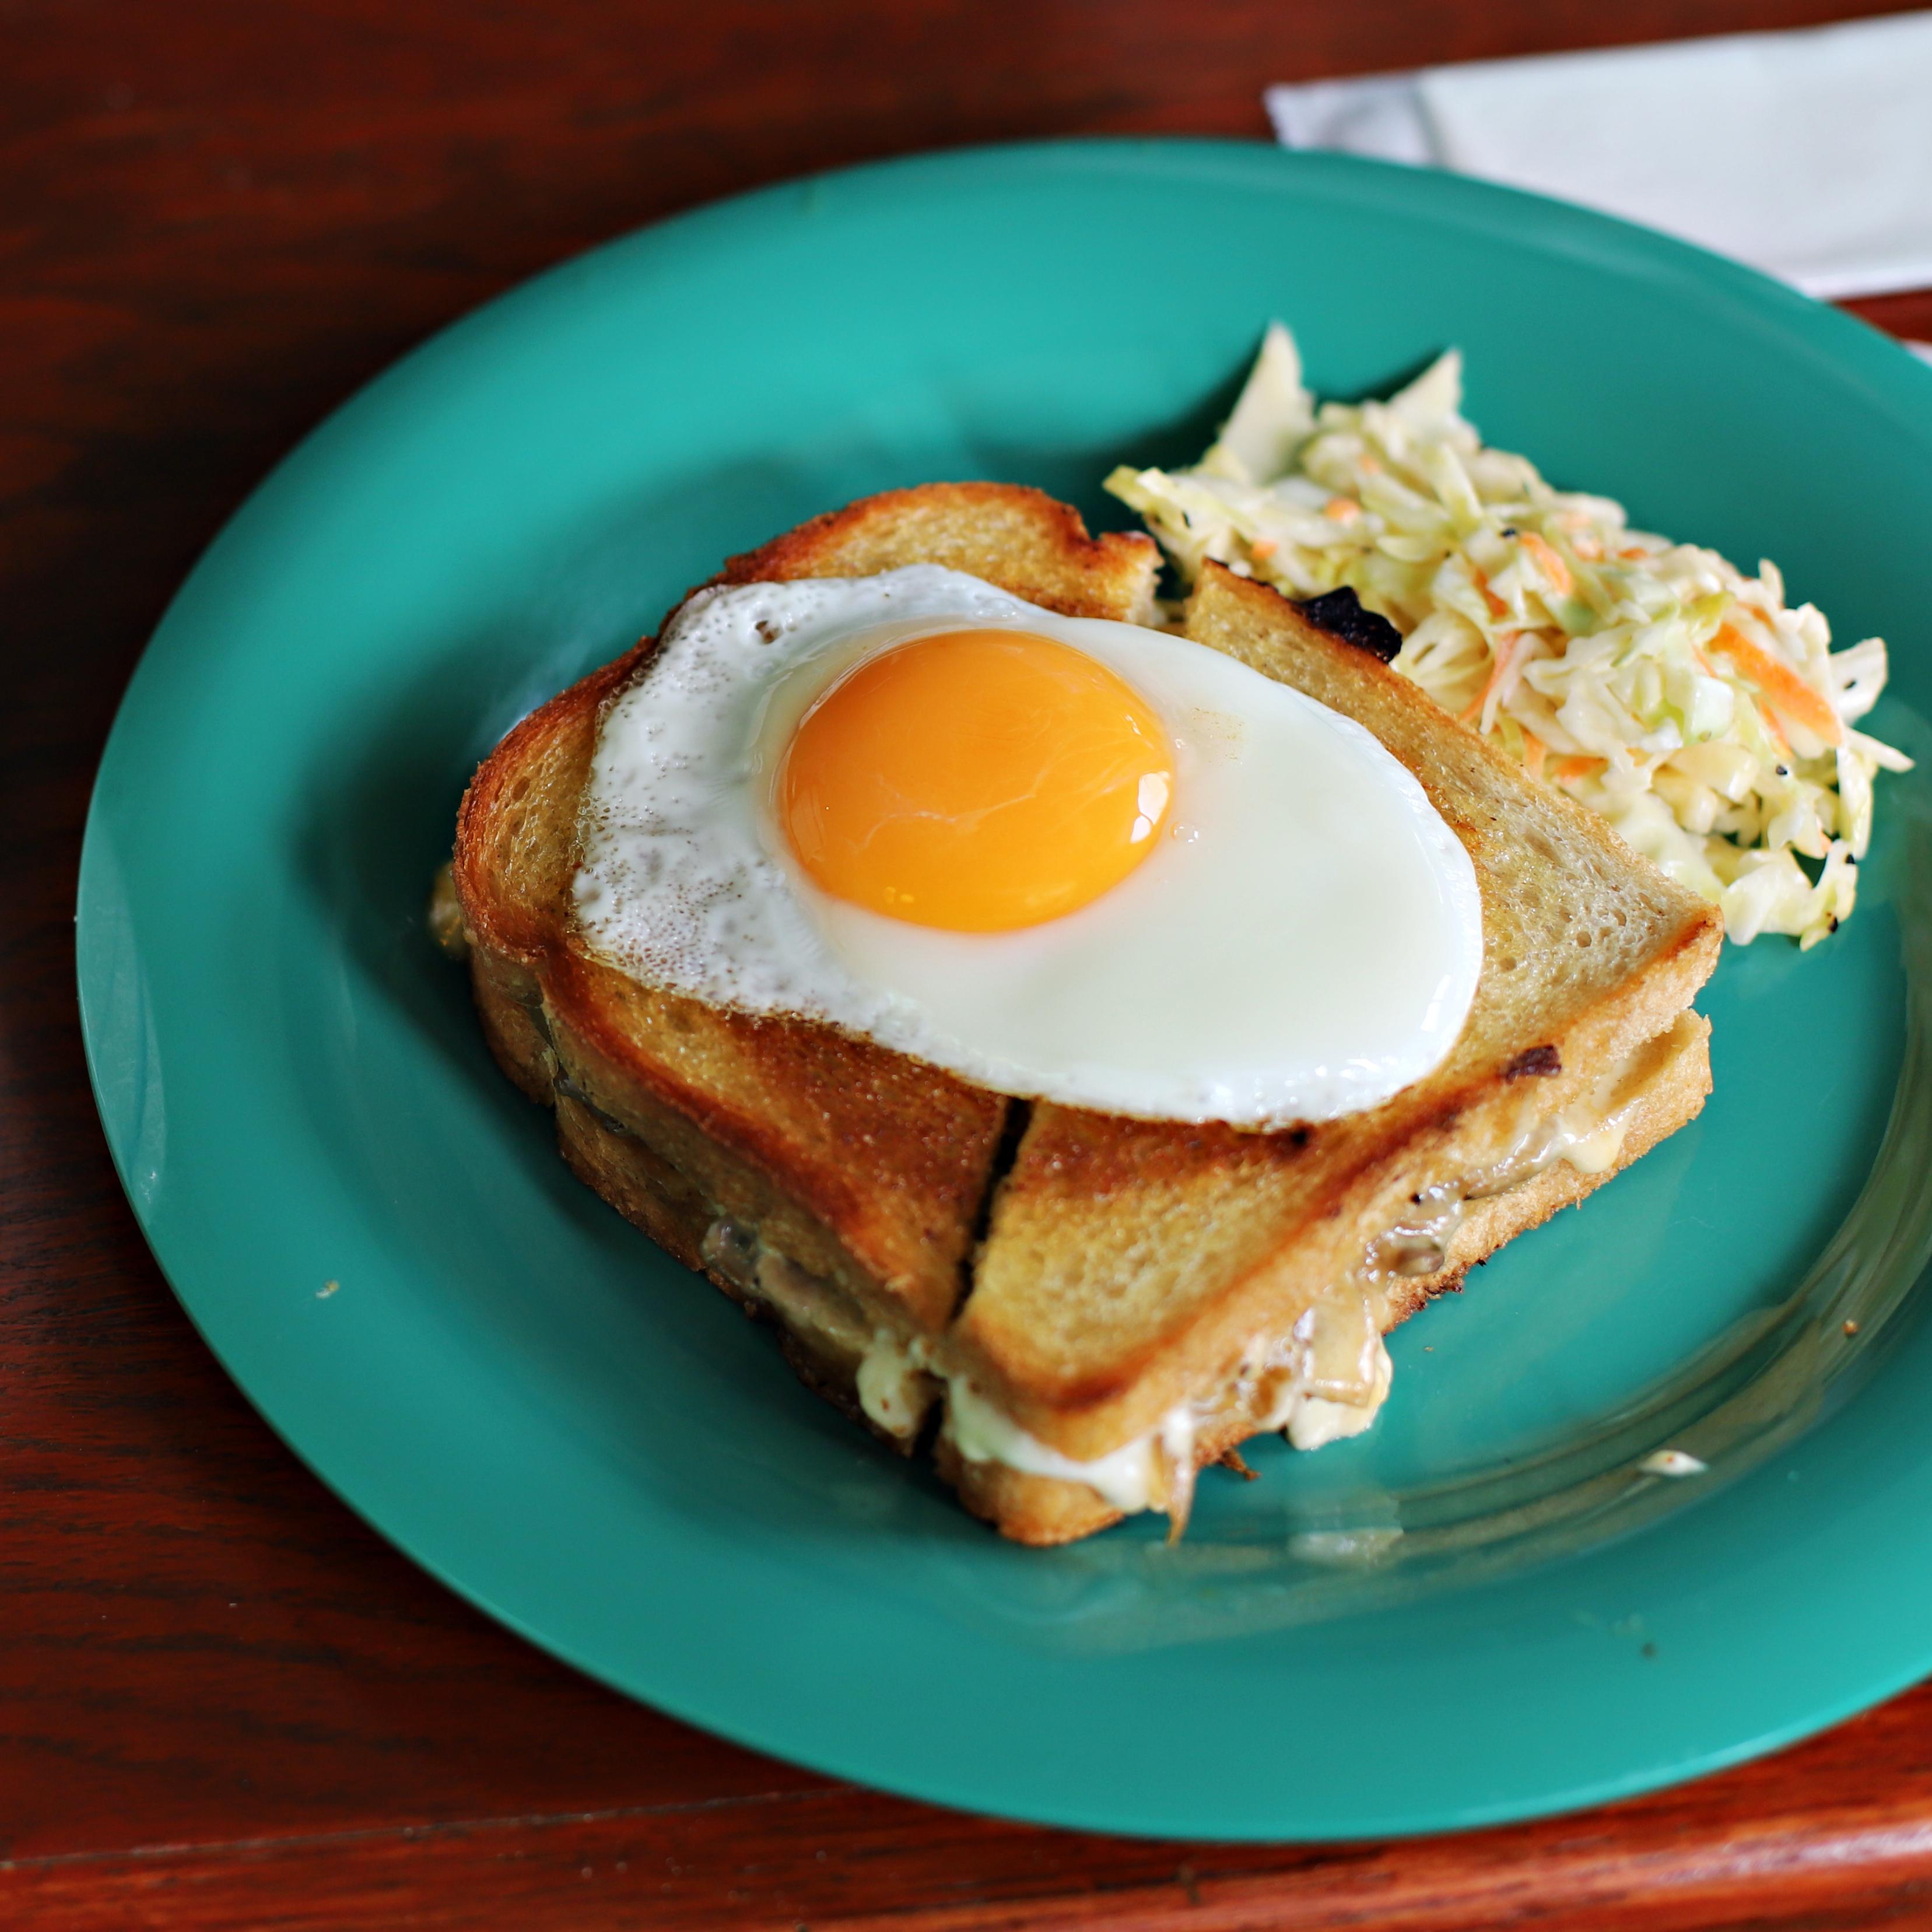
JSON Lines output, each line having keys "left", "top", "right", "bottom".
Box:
{"left": 78, "top": 140, "right": 1932, "bottom": 1840}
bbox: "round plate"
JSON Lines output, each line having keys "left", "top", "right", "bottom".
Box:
{"left": 78, "top": 140, "right": 1932, "bottom": 1840}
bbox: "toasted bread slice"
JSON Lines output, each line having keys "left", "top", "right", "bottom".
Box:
{"left": 939, "top": 568, "right": 1723, "bottom": 1538}
{"left": 453, "top": 485, "right": 1155, "bottom": 1431}
{"left": 944, "top": 564, "right": 1721, "bottom": 1536}
{"left": 451, "top": 488, "right": 1720, "bottom": 1544}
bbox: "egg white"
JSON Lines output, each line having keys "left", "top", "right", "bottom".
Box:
{"left": 573, "top": 566, "right": 1482, "bottom": 1126}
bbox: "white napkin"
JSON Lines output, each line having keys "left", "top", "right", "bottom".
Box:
{"left": 1267, "top": 10, "right": 1932, "bottom": 300}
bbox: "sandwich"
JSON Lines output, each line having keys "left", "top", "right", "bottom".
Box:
{"left": 443, "top": 482, "right": 1720, "bottom": 1546}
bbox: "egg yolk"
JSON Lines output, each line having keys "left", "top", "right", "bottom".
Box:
{"left": 777, "top": 627, "right": 1176, "bottom": 932}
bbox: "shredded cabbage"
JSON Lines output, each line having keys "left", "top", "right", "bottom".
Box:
{"left": 1107, "top": 324, "right": 1912, "bottom": 947}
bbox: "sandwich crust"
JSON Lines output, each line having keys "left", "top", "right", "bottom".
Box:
{"left": 714, "top": 482, "right": 1162, "bottom": 624}
{"left": 451, "top": 485, "right": 1721, "bottom": 1546}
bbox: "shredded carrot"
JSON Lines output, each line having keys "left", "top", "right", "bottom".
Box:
{"left": 1249, "top": 537, "right": 1278, "bottom": 560}
{"left": 1572, "top": 536, "right": 1604, "bottom": 563}
{"left": 1520, "top": 530, "right": 1574, "bottom": 598}
{"left": 1523, "top": 732, "right": 1548, "bottom": 780}
{"left": 1553, "top": 755, "right": 1604, "bottom": 783}
{"left": 1359, "top": 455, "right": 1382, "bottom": 475}
{"left": 1474, "top": 569, "right": 1509, "bottom": 620}
{"left": 1618, "top": 546, "right": 1650, "bottom": 561}
{"left": 1462, "top": 631, "right": 1528, "bottom": 731}
{"left": 1707, "top": 623, "right": 1842, "bottom": 746}
{"left": 1322, "top": 499, "right": 1361, "bottom": 523}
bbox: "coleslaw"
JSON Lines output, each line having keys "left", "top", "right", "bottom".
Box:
{"left": 1107, "top": 325, "right": 1911, "bottom": 946}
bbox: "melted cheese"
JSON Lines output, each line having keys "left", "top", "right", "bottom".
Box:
{"left": 854, "top": 1333, "right": 932, "bottom": 1438}
{"left": 941, "top": 1292, "right": 1390, "bottom": 1516}
{"left": 945, "top": 1375, "right": 1194, "bottom": 1514}
{"left": 702, "top": 1222, "right": 940, "bottom": 1442}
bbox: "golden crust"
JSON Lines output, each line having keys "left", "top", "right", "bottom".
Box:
{"left": 714, "top": 482, "right": 1161, "bottom": 622}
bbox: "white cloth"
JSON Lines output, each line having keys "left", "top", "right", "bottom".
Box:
{"left": 1267, "top": 11, "right": 1932, "bottom": 300}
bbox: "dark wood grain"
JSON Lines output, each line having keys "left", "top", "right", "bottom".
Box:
{"left": 5, "top": 1, "right": 1930, "bottom": 1926}
{"left": 1842, "top": 287, "right": 1932, "bottom": 341}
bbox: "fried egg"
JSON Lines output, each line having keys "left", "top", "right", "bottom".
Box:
{"left": 573, "top": 567, "right": 1481, "bottom": 1126}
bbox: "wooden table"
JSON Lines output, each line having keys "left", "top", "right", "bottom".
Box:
{"left": 7, "top": 2, "right": 1932, "bottom": 1924}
